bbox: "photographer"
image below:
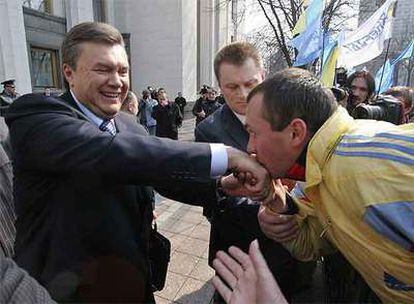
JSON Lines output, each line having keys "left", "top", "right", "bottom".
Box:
{"left": 342, "top": 71, "right": 376, "bottom": 113}
{"left": 384, "top": 86, "right": 413, "bottom": 123}
{"left": 244, "top": 68, "right": 413, "bottom": 303}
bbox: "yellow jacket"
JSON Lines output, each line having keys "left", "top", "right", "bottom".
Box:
{"left": 285, "top": 107, "right": 414, "bottom": 303}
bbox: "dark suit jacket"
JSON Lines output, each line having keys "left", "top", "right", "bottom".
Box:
{"left": 151, "top": 102, "right": 182, "bottom": 139}
{"left": 195, "top": 104, "right": 306, "bottom": 299}
{"left": 5, "top": 92, "right": 216, "bottom": 303}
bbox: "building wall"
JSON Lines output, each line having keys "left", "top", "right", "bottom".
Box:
{"left": 65, "top": 0, "right": 94, "bottom": 30}
{"left": 52, "top": 0, "right": 65, "bottom": 18}
{"left": 0, "top": 0, "right": 232, "bottom": 97}
{"left": 181, "top": 0, "right": 198, "bottom": 101}
{"left": 198, "top": 0, "right": 215, "bottom": 90}
{"left": 198, "top": 0, "right": 234, "bottom": 89}
{"left": 113, "top": 0, "right": 198, "bottom": 101}
{"left": 0, "top": 0, "right": 32, "bottom": 94}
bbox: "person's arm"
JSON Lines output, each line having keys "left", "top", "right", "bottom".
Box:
{"left": 150, "top": 105, "right": 157, "bottom": 119}
{"left": 194, "top": 124, "right": 218, "bottom": 144}
{"left": 192, "top": 99, "right": 205, "bottom": 117}
{"left": 364, "top": 202, "right": 414, "bottom": 252}
{"left": 0, "top": 257, "right": 56, "bottom": 304}
{"left": 6, "top": 94, "right": 269, "bottom": 197}
{"left": 0, "top": 145, "right": 14, "bottom": 258}
{"left": 258, "top": 181, "right": 335, "bottom": 261}
{"left": 175, "top": 104, "right": 183, "bottom": 127}
{"left": 192, "top": 100, "right": 200, "bottom": 116}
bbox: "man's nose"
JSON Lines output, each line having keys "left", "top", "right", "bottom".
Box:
{"left": 240, "top": 86, "right": 249, "bottom": 100}
{"left": 109, "top": 72, "right": 123, "bottom": 87}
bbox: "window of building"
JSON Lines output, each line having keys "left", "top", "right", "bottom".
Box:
{"left": 23, "top": 0, "right": 52, "bottom": 14}
{"left": 30, "top": 47, "right": 60, "bottom": 89}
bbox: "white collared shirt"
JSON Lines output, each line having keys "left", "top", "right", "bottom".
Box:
{"left": 232, "top": 111, "right": 246, "bottom": 125}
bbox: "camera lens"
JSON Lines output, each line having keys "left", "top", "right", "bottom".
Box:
{"left": 352, "top": 104, "right": 385, "bottom": 120}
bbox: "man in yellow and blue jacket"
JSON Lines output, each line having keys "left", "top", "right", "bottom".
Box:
{"left": 245, "top": 68, "right": 414, "bottom": 303}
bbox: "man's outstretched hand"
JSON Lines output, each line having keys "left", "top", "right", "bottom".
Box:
{"left": 212, "top": 240, "right": 288, "bottom": 304}
{"left": 225, "top": 147, "right": 270, "bottom": 201}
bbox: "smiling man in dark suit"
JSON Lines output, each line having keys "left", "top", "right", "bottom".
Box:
{"left": 5, "top": 22, "right": 269, "bottom": 303}
{"left": 195, "top": 42, "right": 315, "bottom": 302}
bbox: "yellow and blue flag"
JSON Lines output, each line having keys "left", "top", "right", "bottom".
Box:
{"left": 392, "top": 39, "right": 414, "bottom": 64}
{"left": 292, "top": 0, "right": 324, "bottom": 36}
{"left": 321, "top": 44, "right": 340, "bottom": 86}
{"left": 375, "top": 59, "right": 395, "bottom": 94}
{"left": 375, "top": 39, "right": 414, "bottom": 93}
{"left": 291, "top": 16, "right": 324, "bottom": 66}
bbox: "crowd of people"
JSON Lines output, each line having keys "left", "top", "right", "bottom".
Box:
{"left": 0, "top": 20, "right": 412, "bottom": 304}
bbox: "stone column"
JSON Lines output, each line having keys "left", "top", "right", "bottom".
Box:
{"left": 181, "top": 0, "right": 198, "bottom": 101}
{"left": 198, "top": 0, "right": 215, "bottom": 88}
{"left": 65, "top": 0, "right": 94, "bottom": 30}
{"left": 0, "top": 0, "right": 32, "bottom": 94}
{"left": 105, "top": 0, "right": 116, "bottom": 26}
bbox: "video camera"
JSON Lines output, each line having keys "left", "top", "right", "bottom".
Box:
{"left": 351, "top": 95, "right": 404, "bottom": 125}
{"left": 330, "top": 68, "right": 350, "bottom": 102}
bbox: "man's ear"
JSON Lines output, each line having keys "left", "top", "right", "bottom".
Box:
{"left": 62, "top": 63, "right": 74, "bottom": 88}
{"left": 289, "top": 118, "right": 308, "bottom": 147}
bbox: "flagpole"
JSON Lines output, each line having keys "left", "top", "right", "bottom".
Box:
{"left": 320, "top": 29, "right": 326, "bottom": 75}
{"left": 377, "top": 38, "right": 392, "bottom": 96}
{"left": 407, "top": 48, "right": 414, "bottom": 86}
{"left": 319, "top": 0, "right": 327, "bottom": 75}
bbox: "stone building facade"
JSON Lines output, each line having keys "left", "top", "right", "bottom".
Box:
{"left": 0, "top": 0, "right": 239, "bottom": 100}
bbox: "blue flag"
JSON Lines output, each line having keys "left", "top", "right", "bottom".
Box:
{"left": 375, "top": 59, "right": 395, "bottom": 93}
{"left": 291, "top": 16, "right": 323, "bottom": 66}
{"left": 292, "top": 0, "right": 324, "bottom": 36}
{"left": 391, "top": 40, "right": 414, "bottom": 64}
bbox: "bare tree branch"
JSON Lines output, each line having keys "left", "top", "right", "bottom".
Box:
{"left": 247, "top": 0, "right": 355, "bottom": 69}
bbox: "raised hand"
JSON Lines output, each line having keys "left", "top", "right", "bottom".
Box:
{"left": 212, "top": 240, "right": 288, "bottom": 304}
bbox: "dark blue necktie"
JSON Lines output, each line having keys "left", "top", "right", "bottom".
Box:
{"left": 99, "top": 119, "right": 116, "bottom": 135}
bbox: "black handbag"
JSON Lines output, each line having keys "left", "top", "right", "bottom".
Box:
{"left": 149, "top": 223, "right": 171, "bottom": 291}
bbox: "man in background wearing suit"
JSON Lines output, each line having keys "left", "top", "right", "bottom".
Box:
{"left": 195, "top": 42, "right": 314, "bottom": 302}
{"left": 5, "top": 22, "right": 268, "bottom": 303}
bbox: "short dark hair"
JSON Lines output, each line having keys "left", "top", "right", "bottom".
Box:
{"left": 62, "top": 22, "right": 124, "bottom": 70}
{"left": 214, "top": 42, "right": 263, "bottom": 83}
{"left": 247, "top": 68, "right": 338, "bottom": 134}
{"left": 384, "top": 86, "right": 413, "bottom": 110}
{"left": 347, "top": 71, "right": 376, "bottom": 99}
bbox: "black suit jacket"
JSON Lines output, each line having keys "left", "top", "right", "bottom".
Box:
{"left": 5, "top": 92, "right": 216, "bottom": 303}
{"left": 195, "top": 104, "right": 303, "bottom": 299}
{"left": 195, "top": 103, "right": 248, "bottom": 150}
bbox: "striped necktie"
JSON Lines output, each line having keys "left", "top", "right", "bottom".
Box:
{"left": 99, "top": 119, "right": 116, "bottom": 135}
